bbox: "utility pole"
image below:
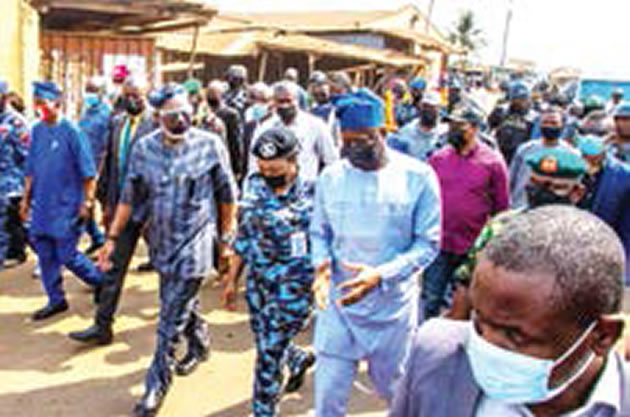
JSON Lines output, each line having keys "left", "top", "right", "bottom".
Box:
{"left": 425, "top": 0, "right": 436, "bottom": 34}
{"left": 500, "top": 0, "right": 513, "bottom": 67}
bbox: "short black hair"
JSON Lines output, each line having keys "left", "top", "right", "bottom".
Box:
{"left": 482, "top": 206, "right": 624, "bottom": 327}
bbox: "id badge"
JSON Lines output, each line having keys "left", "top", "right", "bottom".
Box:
{"left": 290, "top": 232, "right": 308, "bottom": 257}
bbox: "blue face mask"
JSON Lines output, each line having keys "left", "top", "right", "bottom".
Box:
{"left": 466, "top": 321, "right": 596, "bottom": 405}
{"left": 84, "top": 92, "right": 101, "bottom": 108}
{"left": 246, "top": 103, "right": 268, "bottom": 123}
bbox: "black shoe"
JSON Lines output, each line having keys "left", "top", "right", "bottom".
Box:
{"left": 133, "top": 388, "right": 166, "bottom": 417}
{"left": 136, "top": 262, "right": 155, "bottom": 273}
{"left": 285, "top": 352, "right": 316, "bottom": 393}
{"left": 32, "top": 301, "right": 69, "bottom": 321}
{"left": 68, "top": 324, "right": 113, "bottom": 345}
{"left": 175, "top": 350, "right": 209, "bottom": 376}
{"left": 84, "top": 241, "right": 105, "bottom": 256}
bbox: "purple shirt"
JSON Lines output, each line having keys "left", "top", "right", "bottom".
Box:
{"left": 429, "top": 141, "right": 510, "bottom": 254}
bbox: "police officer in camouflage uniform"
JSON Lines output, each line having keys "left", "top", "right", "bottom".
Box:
{"left": 488, "top": 81, "right": 537, "bottom": 165}
{"left": 447, "top": 147, "right": 588, "bottom": 320}
{"left": 0, "top": 79, "right": 30, "bottom": 268}
{"left": 222, "top": 127, "right": 316, "bottom": 417}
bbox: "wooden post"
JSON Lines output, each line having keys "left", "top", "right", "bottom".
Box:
{"left": 307, "top": 53, "right": 317, "bottom": 78}
{"left": 258, "top": 50, "right": 268, "bottom": 82}
{"left": 187, "top": 23, "right": 200, "bottom": 78}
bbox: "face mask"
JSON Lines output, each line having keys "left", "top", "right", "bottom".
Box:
{"left": 125, "top": 97, "right": 144, "bottom": 116}
{"left": 160, "top": 111, "right": 191, "bottom": 142}
{"left": 207, "top": 98, "right": 220, "bottom": 110}
{"left": 246, "top": 103, "right": 268, "bottom": 123}
{"left": 447, "top": 129, "right": 467, "bottom": 151}
{"left": 541, "top": 126, "right": 563, "bottom": 140}
{"left": 466, "top": 321, "right": 597, "bottom": 405}
{"left": 262, "top": 174, "right": 288, "bottom": 189}
{"left": 341, "top": 141, "right": 384, "bottom": 171}
{"left": 419, "top": 109, "right": 438, "bottom": 128}
{"left": 84, "top": 92, "right": 101, "bottom": 108}
{"left": 526, "top": 184, "right": 573, "bottom": 208}
{"left": 412, "top": 92, "right": 424, "bottom": 105}
{"left": 0, "top": 100, "right": 6, "bottom": 114}
{"left": 277, "top": 105, "right": 297, "bottom": 124}
{"left": 36, "top": 103, "right": 55, "bottom": 122}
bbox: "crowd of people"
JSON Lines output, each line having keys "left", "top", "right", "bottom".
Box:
{"left": 0, "top": 62, "right": 629, "bottom": 417}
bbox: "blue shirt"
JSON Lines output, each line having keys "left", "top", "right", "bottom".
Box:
{"left": 310, "top": 150, "right": 441, "bottom": 358}
{"left": 0, "top": 109, "right": 30, "bottom": 196}
{"left": 26, "top": 119, "right": 96, "bottom": 238}
{"left": 388, "top": 119, "right": 442, "bottom": 162}
{"left": 121, "top": 128, "right": 237, "bottom": 278}
{"left": 79, "top": 101, "right": 111, "bottom": 171}
{"left": 234, "top": 174, "right": 315, "bottom": 282}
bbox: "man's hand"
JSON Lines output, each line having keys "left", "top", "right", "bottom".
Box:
{"left": 19, "top": 198, "right": 30, "bottom": 222}
{"left": 221, "top": 280, "right": 238, "bottom": 311}
{"left": 312, "top": 260, "right": 331, "bottom": 310}
{"left": 336, "top": 262, "right": 381, "bottom": 307}
{"left": 218, "top": 243, "right": 233, "bottom": 276}
{"left": 97, "top": 239, "right": 116, "bottom": 272}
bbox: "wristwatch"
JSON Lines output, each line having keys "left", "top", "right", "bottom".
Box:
{"left": 219, "top": 231, "right": 236, "bottom": 246}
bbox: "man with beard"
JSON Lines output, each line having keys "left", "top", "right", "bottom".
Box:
{"left": 388, "top": 91, "right": 443, "bottom": 162}
{"left": 247, "top": 81, "right": 338, "bottom": 184}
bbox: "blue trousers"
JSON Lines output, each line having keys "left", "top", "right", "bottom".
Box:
{"left": 31, "top": 234, "right": 104, "bottom": 306}
{"left": 0, "top": 196, "right": 7, "bottom": 268}
{"left": 421, "top": 251, "right": 467, "bottom": 321}
{"left": 144, "top": 276, "right": 208, "bottom": 396}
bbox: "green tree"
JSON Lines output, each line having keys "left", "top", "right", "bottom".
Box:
{"left": 448, "top": 10, "right": 486, "bottom": 69}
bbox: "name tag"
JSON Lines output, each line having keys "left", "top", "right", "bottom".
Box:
{"left": 290, "top": 232, "right": 308, "bottom": 257}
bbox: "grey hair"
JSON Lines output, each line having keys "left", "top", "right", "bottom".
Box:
{"left": 482, "top": 205, "right": 624, "bottom": 327}
{"left": 272, "top": 80, "right": 299, "bottom": 100}
{"left": 249, "top": 82, "right": 272, "bottom": 100}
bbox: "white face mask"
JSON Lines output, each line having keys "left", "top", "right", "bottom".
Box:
{"left": 466, "top": 320, "right": 597, "bottom": 405}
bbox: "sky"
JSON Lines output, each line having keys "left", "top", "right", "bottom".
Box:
{"left": 207, "top": 0, "right": 630, "bottom": 80}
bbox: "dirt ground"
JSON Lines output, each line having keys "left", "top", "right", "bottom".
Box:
{"left": 0, "top": 245, "right": 628, "bottom": 417}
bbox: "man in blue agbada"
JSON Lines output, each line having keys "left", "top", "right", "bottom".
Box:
{"left": 98, "top": 84, "right": 238, "bottom": 417}
{"left": 21, "top": 81, "right": 105, "bottom": 321}
{"left": 0, "top": 79, "right": 30, "bottom": 268}
{"left": 78, "top": 76, "right": 111, "bottom": 255}
{"left": 310, "top": 89, "right": 441, "bottom": 416}
{"left": 221, "top": 127, "right": 316, "bottom": 417}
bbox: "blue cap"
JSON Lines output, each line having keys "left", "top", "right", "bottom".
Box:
{"left": 409, "top": 77, "right": 427, "bottom": 90}
{"left": 508, "top": 81, "right": 530, "bottom": 100}
{"left": 576, "top": 135, "right": 606, "bottom": 156}
{"left": 335, "top": 88, "right": 385, "bottom": 131}
{"left": 148, "top": 83, "right": 186, "bottom": 109}
{"left": 613, "top": 101, "right": 630, "bottom": 118}
{"left": 0, "top": 80, "right": 8, "bottom": 95}
{"left": 33, "top": 81, "right": 62, "bottom": 100}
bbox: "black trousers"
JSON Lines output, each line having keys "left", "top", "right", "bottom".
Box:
{"left": 6, "top": 196, "right": 27, "bottom": 259}
{"left": 95, "top": 220, "right": 143, "bottom": 328}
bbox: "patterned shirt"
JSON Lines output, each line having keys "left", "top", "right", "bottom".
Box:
{"left": 234, "top": 174, "right": 315, "bottom": 283}
{"left": 224, "top": 87, "right": 248, "bottom": 116}
{"left": 0, "top": 109, "right": 30, "bottom": 195}
{"left": 78, "top": 101, "right": 111, "bottom": 172}
{"left": 121, "top": 127, "right": 237, "bottom": 278}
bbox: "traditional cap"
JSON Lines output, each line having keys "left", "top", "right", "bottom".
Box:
{"left": 409, "top": 77, "right": 427, "bottom": 90}
{"left": 0, "top": 80, "right": 8, "bottom": 95}
{"left": 148, "top": 83, "right": 186, "bottom": 109}
{"left": 444, "top": 103, "right": 483, "bottom": 125}
{"left": 613, "top": 101, "right": 630, "bottom": 118}
{"left": 526, "top": 148, "right": 586, "bottom": 179}
{"left": 252, "top": 127, "right": 300, "bottom": 160}
{"left": 584, "top": 95, "right": 605, "bottom": 111}
{"left": 33, "top": 81, "right": 62, "bottom": 100}
{"left": 309, "top": 70, "right": 327, "bottom": 85}
{"left": 613, "top": 88, "right": 624, "bottom": 97}
{"left": 227, "top": 65, "right": 247, "bottom": 80}
{"left": 421, "top": 91, "right": 441, "bottom": 107}
{"left": 335, "top": 89, "right": 385, "bottom": 131}
{"left": 112, "top": 64, "right": 130, "bottom": 83}
{"left": 576, "top": 135, "right": 606, "bottom": 156}
{"left": 508, "top": 81, "right": 531, "bottom": 100}
{"left": 183, "top": 78, "right": 202, "bottom": 95}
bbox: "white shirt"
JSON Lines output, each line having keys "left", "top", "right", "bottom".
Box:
{"left": 475, "top": 352, "right": 621, "bottom": 417}
{"left": 247, "top": 110, "right": 339, "bottom": 182}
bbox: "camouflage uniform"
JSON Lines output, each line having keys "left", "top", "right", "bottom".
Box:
{"left": 0, "top": 109, "right": 30, "bottom": 267}
{"left": 233, "top": 174, "right": 315, "bottom": 417}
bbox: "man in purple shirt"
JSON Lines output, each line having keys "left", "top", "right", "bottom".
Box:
{"left": 422, "top": 104, "right": 509, "bottom": 321}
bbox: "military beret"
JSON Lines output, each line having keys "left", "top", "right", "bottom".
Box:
{"left": 526, "top": 148, "right": 586, "bottom": 179}
{"left": 148, "top": 83, "right": 186, "bottom": 109}
{"left": 576, "top": 135, "right": 606, "bottom": 156}
{"left": 444, "top": 103, "right": 483, "bottom": 125}
{"left": 409, "top": 77, "right": 427, "bottom": 90}
{"left": 335, "top": 88, "right": 385, "bottom": 131}
{"left": 183, "top": 78, "right": 202, "bottom": 95}
{"left": 584, "top": 95, "right": 605, "bottom": 111}
{"left": 33, "top": 81, "right": 62, "bottom": 100}
{"left": 252, "top": 127, "right": 300, "bottom": 160}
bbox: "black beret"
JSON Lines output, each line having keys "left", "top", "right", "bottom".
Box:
{"left": 252, "top": 127, "right": 300, "bottom": 160}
